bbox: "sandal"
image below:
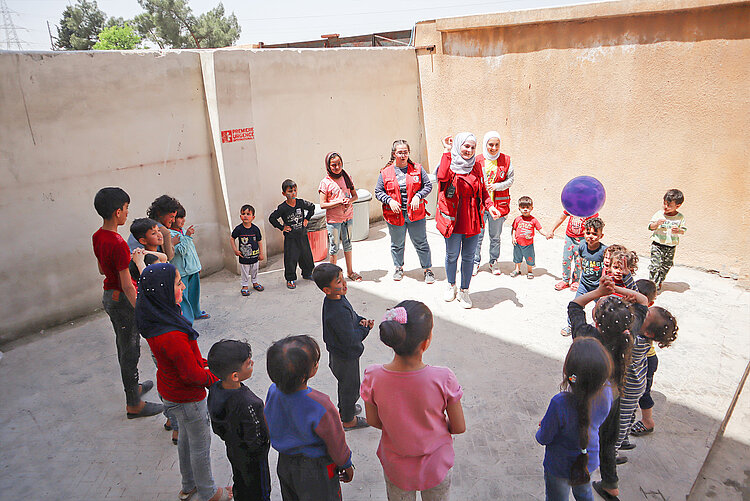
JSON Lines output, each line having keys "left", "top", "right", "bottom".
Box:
{"left": 207, "top": 486, "right": 233, "bottom": 501}
{"left": 509, "top": 270, "right": 521, "bottom": 278}
{"left": 195, "top": 311, "right": 210, "bottom": 320}
{"left": 240, "top": 287, "right": 250, "bottom": 296}
{"left": 554, "top": 280, "right": 570, "bottom": 291}
{"left": 164, "top": 419, "right": 172, "bottom": 431}
{"left": 527, "top": 273, "right": 534, "bottom": 279}
{"left": 287, "top": 281, "right": 296, "bottom": 289}
{"left": 592, "top": 481, "right": 620, "bottom": 501}
{"left": 631, "top": 420, "right": 654, "bottom": 436}
{"left": 343, "top": 416, "right": 370, "bottom": 431}
{"left": 347, "top": 272, "right": 363, "bottom": 282}
{"left": 252, "top": 283, "right": 264, "bottom": 291}
{"left": 172, "top": 429, "right": 179, "bottom": 445}
{"left": 178, "top": 487, "right": 197, "bottom": 500}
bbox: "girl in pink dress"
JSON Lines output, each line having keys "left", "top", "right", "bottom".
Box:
{"left": 360, "top": 301, "right": 466, "bottom": 501}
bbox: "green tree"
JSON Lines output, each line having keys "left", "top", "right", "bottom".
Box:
{"left": 134, "top": 0, "right": 240, "bottom": 49}
{"left": 55, "top": 0, "right": 107, "bottom": 50}
{"left": 93, "top": 25, "right": 142, "bottom": 50}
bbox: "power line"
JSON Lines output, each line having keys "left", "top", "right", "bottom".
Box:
{"left": 1, "top": 0, "right": 23, "bottom": 50}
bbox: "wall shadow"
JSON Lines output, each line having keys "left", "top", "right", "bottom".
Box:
{"left": 441, "top": 4, "right": 750, "bottom": 57}
{"left": 660, "top": 281, "right": 691, "bottom": 294}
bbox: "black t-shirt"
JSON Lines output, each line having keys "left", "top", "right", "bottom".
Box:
{"left": 232, "top": 223, "right": 262, "bottom": 265}
{"left": 129, "top": 253, "right": 159, "bottom": 282}
{"left": 268, "top": 199, "right": 315, "bottom": 235}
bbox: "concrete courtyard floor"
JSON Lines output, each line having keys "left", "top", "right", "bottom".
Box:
{"left": 0, "top": 219, "right": 748, "bottom": 500}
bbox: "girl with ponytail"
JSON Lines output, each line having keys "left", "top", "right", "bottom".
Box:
{"left": 360, "top": 300, "right": 465, "bottom": 500}
{"left": 536, "top": 337, "right": 614, "bottom": 500}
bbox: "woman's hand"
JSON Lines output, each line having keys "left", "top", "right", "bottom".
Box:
{"left": 409, "top": 196, "right": 421, "bottom": 211}
{"left": 488, "top": 206, "right": 502, "bottom": 220}
{"left": 442, "top": 135, "right": 453, "bottom": 152}
{"left": 388, "top": 199, "right": 400, "bottom": 212}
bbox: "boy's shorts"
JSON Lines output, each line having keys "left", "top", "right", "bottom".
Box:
{"left": 327, "top": 220, "right": 353, "bottom": 255}
{"left": 513, "top": 243, "right": 535, "bottom": 266}
{"left": 277, "top": 453, "right": 341, "bottom": 501}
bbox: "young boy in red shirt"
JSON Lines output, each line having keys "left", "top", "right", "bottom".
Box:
{"left": 92, "top": 187, "right": 162, "bottom": 419}
{"left": 510, "top": 196, "right": 549, "bottom": 279}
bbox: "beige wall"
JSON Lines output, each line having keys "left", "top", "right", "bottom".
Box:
{"left": 0, "top": 47, "right": 423, "bottom": 341}
{"left": 415, "top": 0, "right": 750, "bottom": 279}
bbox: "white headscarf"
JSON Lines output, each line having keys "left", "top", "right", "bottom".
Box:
{"left": 482, "top": 131, "right": 501, "bottom": 161}
{"left": 449, "top": 132, "right": 476, "bottom": 175}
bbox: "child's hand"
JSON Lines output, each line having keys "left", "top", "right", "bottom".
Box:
{"left": 172, "top": 233, "right": 181, "bottom": 245}
{"left": 186, "top": 225, "right": 195, "bottom": 237}
{"left": 131, "top": 248, "right": 146, "bottom": 266}
{"left": 234, "top": 250, "right": 243, "bottom": 257}
{"left": 655, "top": 218, "right": 667, "bottom": 226}
{"left": 283, "top": 225, "right": 291, "bottom": 233}
{"left": 547, "top": 231, "right": 555, "bottom": 240}
{"left": 618, "top": 290, "right": 639, "bottom": 303}
{"left": 339, "top": 466, "right": 354, "bottom": 483}
{"left": 367, "top": 319, "right": 374, "bottom": 329}
{"left": 598, "top": 276, "right": 616, "bottom": 295}
{"left": 303, "top": 219, "right": 309, "bottom": 227}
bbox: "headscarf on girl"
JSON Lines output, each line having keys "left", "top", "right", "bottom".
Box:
{"left": 482, "top": 131, "right": 501, "bottom": 161}
{"left": 449, "top": 132, "right": 477, "bottom": 175}
{"left": 325, "top": 151, "right": 355, "bottom": 191}
{"left": 135, "top": 263, "right": 199, "bottom": 341}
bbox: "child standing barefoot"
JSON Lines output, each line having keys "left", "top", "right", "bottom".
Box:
{"left": 360, "top": 301, "right": 466, "bottom": 500}
{"left": 536, "top": 338, "right": 614, "bottom": 501}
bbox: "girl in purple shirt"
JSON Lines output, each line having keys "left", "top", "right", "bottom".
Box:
{"left": 360, "top": 300, "right": 466, "bottom": 500}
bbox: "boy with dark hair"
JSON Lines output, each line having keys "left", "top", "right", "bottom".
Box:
{"left": 264, "top": 335, "right": 355, "bottom": 501}
{"left": 269, "top": 179, "right": 316, "bottom": 290}
{"left": 231, "top": 205, "right": 264, "bottom": 296}
{"left": 207, "top": 340, "right": 271, "bottom": 501}
{"left": 648, "top": 189, "right": 686, "bottom": 290}
{"left": 128, "top": 218, "right": 168, "bottom": 282}
{"left": 92, "top": 187, "right": 162, "bottom": 419}
{"left": 312, "top": 263, "right": 373, "bottom": 431}
{"left": 510, "top": 196, "right": 549, "bottom": 279}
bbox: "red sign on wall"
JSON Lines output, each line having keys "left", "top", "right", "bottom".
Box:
{"left": 221, "top": 127, "right": 255, "bottom": 143}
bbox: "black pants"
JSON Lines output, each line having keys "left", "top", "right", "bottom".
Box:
{"left": 328, "top": 355, "right": 360, "bottom": 423}
{"left": 277, "top": 453, "right": 341, "bottom": 501}
{"left": 284, "top": 232, "right": 314, "bottom": 282}
{"left": 227, "top": 446, "right": 271, "bottom": 501}
{"left": 598, "top": 396, "right": 621, "bottom": 490}
{"left": 102, "top": 290, "right": 141, "bottom": 407}
{"left": 639, "top": 355, "right": 659, "bottom": 410}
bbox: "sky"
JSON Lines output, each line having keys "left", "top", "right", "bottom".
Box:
{"left": 3, "top": 0, "right": 603, "bottom": 51}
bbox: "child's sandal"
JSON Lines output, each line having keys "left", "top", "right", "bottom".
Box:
{"left": 240, "top": 287, "right": 250, "bottom": 296}
{"left": 253, "top": 283, "right": 264, "bottom": 292}
{"left": 509, "top": 270, "right": 521, "bottom": 278}
{"left": 286, "top": 281, "right": 296, "bottom": 289}
{"left": 527, "top": 273, "right": 534, "bottom": 279}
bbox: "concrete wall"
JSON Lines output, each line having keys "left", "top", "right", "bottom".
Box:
{"left": 415, "top": 0, "right": 750, "bottom": 279}
{"left": 0, "top": 47, "right": 423, "bottom": 342}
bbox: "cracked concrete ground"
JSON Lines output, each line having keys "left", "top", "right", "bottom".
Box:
{"left": 0, "top": 220, "right": 747, "bottom": 500}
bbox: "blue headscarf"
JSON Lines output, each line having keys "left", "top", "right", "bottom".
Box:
{"left": 135, "top": 263, "right": 200, "bottom": 340}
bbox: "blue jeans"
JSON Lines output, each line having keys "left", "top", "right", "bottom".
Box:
{"left": 474, "top": 214, "right": 505, "bottom": 265}
{"left": 544, "top": 471, "right": 594, "bottom": 501}
{"left": 445, "top": 233, "right": 479, "bottom": 290}
{"left": 179, "top": 272, "right": 201, "bottom": 323}
{"left": 327, "top": 220, "right": 353, "bottom": 255}
{"left": 562, "top": 235, "right": 583, "bottom": 282}
{"left": 163, "top": 398, "right": 217, "bottom": 500}
{"left": 387, "top": 214, "right": 432, "bottom": 269}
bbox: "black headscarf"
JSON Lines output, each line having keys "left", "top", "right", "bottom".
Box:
{"left": 325, "top": 151, "right": 355, "bottom": 191}
{"left": 135, "top": 263, "right": 200, "bottom": 340}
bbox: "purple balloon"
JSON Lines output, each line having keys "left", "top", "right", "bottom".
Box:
{"left": 561, "top": 176, "right": 606, "bottom": 217}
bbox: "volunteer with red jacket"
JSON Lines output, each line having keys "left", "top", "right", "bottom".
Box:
{"left": 375, "top": 139, "right": 435, "bottom": 284}
{"left": 437, "top": 133, "right": 502, "bottom": 308}
{"left": 473, "top": 131, "right": 514, "bottom": 276}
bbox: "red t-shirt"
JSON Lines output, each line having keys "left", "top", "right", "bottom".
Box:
{"left": 513, "top": 215, "right": 542, "bottom": 246}
{"left": 92, "top": 228, "right": 136, "bottom": 291}
{"left": 565, "top": 211, "right": 599, "bottom": 238}
{"left": 146, "top": 330, "right": 219, "bottom": 403}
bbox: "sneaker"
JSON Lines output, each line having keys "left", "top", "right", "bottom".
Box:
{"left": 444, "top": 283, "right": 457, "bottom": 302}
{"left": 569, "top": 281, "right": 580, "bottom": 291}
{"left": 561, "top": 326, "right": 572, "bottom": 337}
{"left": 424, "top": 269, "right": 435, "bottom": 284}
{"left": 457, "top": 289, "right": 472, "bottom": 309}
{"left": 472, "top": 263, "right": 480, "bottom": 276}
{"left": 509, "top": 270, "right": 521, "bottom": 278}
{"left": 393, "top": 267, "right": 404, "bottom": 281}
{"left": 527, "top": 272, "right": 534, "bottom": 280}
{"left": 620, "top": 439, "right": 636, "bottom": 450}
{"left": 490, "top": 262, "right": 501, "bottom": 275}
{"left": 554, "top": 280, "right": 570, "bottom": 291}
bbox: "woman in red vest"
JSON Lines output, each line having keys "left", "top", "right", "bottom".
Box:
{"left": 374, "top": 140, "right": 435, "bottom": 283}
{"left": 473, "top": 131, "right": 514, "bottom": 276}
{"left": 436, "top": 133, "right": 502, "bottom": 308}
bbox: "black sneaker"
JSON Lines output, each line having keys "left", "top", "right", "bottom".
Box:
{"left": 620, "top": 440, "right": 636, "bottom": 450}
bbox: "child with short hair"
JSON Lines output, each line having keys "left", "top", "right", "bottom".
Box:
{"left": 264, "top": 335, "right": 355, "bottom": 501}
{"left": 605, "top": 247, "right": 638, "bottom": 290}
{"left": 128, "top": 217, "right": 167, "bottom": 282}
{"left": 231, "top": 205, "right": 264, "bottom": 296}
{"left": 312, "top": 263, "right": 373, "bottom": 431}
{"left": 549, "top": 210, "right": 599, "bottom": 291}
{"left": 361, "top": 300, "right": 466, "bottom": 500}
{"left": 128, "top": 194, "right": 181, "bottom": 256}
{"left": 269, "top": 179, "right": 315, "bottom": 290}
{"left": 170, "top": 203, "right": 209, "bottom": 323}
{"left": 536, "top": 337, "right": 613, "bottom": 501}
{"left": 207, "top": 340, "right": 271, "bottom": 501}
{"left": 648, "top": 189, "right": 686, "bottom": 289}
{"left": 510, "top": 196, "right": 549, "bottom": 279}
{"left": 92, "top": 187, "right": 161, "bottom": 419}
{"left": 632, "top": 279, "right": 660, "bottom": 437}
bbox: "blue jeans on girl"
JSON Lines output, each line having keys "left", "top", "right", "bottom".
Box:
{"left": 445, "top": 233, "right": 479, "bottom": 290}
{"left": 387, "top": 214, "right": 432, "bottom": 269}
{"left": 544, "top": 471, "right": 594, "bottom": 501}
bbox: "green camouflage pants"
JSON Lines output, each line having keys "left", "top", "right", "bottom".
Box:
{"left": 649, "top": 241, "right": 676, "bottom": 288}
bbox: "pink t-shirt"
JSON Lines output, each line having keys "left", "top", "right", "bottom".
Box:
{"left": 319, "top": 176, "right": 354, "bottom": 223}
{"left": 360, "top": 364, "right": 463, "bottom": 491}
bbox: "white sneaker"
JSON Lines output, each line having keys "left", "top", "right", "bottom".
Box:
{"left": 443, "top": 283, "right": 457, "bottom": 302}
{"left": 457, "top": 289, "right": 473, "bottom": 308}
{"left": 472, "top": 263, "right": 480, "bottom": 276}
{"left": 490, "top": 262, "right": 501, "bottom": 275}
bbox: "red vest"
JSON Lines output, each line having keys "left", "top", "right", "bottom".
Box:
{"left": 436, "top": 162, "right": 487, "bottom": 238}
{"left": 380, "top": 163, "right": 427, "bottom": 225}
{"left": 478, "top": 153, "right": 511, "bottom": 217}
